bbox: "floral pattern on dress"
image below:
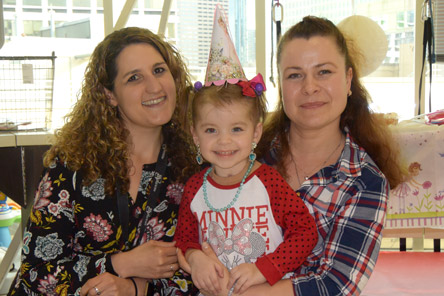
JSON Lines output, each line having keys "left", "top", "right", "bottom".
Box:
{"left": 34, "top": 172, "right": 52, "bottom": 209}
{"left": 83, "top": 213, "right": 113, "bottom": 242}
{"left": 34, "top": 233, "right": 64, "bottom": 260}
{"left": 73, "top": 254, "right": 90, "bottom": 282}
{"left": 167, "top": 183, "right": 184, "bottom": 205}
{"left": 37, "top": 274, "right": 58, "bottom": 296}
{"left": 145, "top": 216, "right": 165, "bottom": 241}
{"left": 9, "top": 157, "right": 196, "bottom": 295}
{"left": 81, "top": 178, "right": 106, "bottom": 201}
{"left": 152, "top": 270, "right": 196, "bottom": 296}
{"left": 22, "top": 231, "right": 32, "bottom": 255}
{"left": 139, "top": 170, "right": 155, "bottom": 193}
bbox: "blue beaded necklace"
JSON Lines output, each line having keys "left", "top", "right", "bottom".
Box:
{"left": 203, "top": 160, "right": 255, "bottom": 212}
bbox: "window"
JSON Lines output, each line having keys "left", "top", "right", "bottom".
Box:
{"left": 23, "top": 20, "right": 43, "bottom": 36}
{"left": 48, "top": 0, "right": 66, "bottom": 7}
{"left": 73, "top": 0, "right": 90, "bottom": 7}
{"left": 435, "top": 0, "right": 444, "bottom": 62}
{"left": 4, "top": 20, "right": 16, "bottom": 36}
{"left": 23, "top": 0, "right": 41, "bottom": 5}
{"left": 264, "top": 0, "right": 417, "bottom": 120}
{"left": 1, "top": 0, "right": 442, "bottom": 129}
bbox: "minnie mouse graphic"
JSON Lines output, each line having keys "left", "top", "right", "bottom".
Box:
{"left": 207, "top": 218, "right": 266, "bottom": 270}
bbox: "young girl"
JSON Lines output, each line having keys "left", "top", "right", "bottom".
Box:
{"left": 174, "top": 75, "right": 318, "bottom": 295}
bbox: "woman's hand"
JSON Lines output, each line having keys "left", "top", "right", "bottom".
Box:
{"left": 111, "top": 240, "right": 179, "bottom": 279}
{"left": 177, "top": 247, "right": 191, "bottom": 274}
{"left": 80, "top": 272, "right": 137, "bottom": 296}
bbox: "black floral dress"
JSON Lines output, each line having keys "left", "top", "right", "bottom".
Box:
{"left": 8, "top": 156, "right": 196, "bottom": 296}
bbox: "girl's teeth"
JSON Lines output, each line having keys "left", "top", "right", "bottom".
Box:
{"left": 218, "top": 151, "right": 233, "bottom": 155}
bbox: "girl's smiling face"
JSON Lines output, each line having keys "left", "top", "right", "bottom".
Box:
{"left": 191, "top": 100, "right": 262, "bottom": 178}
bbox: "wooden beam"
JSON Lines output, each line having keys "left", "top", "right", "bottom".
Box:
{"left": 114, "top": 0, "right": 136, "bottom": 31}
{"left": 255, "top": 0, "right": 266, "bottom": 77}
{"left": 103, "top": 0, "right": 113, "bottom": 36}
{"left": 0, "top": 0, "right": 4, "bottom": 49}
{"left": 414, "top": 0, "right": 425, "bottom": 115}
{"left": 158, "top": 0, "right": 172, "bottom": 36}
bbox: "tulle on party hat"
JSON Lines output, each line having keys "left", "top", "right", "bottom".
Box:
{"left": 194, "top": 4, "right": 266, "bottom": 97}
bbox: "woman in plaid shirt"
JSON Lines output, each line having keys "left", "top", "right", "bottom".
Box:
{"left": 196, "top": 16, "right": 404, "bottom": 296}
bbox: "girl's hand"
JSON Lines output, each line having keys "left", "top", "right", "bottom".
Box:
{"left": 187, "top": 248, "right": 225, "bottom": 295}
{"left": 111, "top": 240, "right": 179, "bottom": 279}
{"left": 80, "top": 272, "right": 138, "bottom": 296}
{"left": 198, "top": 263, "right": 231, "bottom": 296}
{"left": 228, "top": 263, "right": 266, "bottom": 294}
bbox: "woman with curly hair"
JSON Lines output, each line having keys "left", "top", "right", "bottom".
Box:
{"left": 9, "top": 27, "right": 199, "bottom": 295}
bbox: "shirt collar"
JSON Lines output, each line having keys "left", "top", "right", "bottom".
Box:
{"left": 265, "top": 126, "right": 364, "bottom": 185}
{"left": 336, "top": 128, "right": 363, "bottom": 179}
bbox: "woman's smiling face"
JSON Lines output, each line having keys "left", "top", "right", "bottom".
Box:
{"left": 279, "top": 36, "right": 352, "bottom": 132}
{"left": 107, "top": 43, "right": 177, "bottom": 132}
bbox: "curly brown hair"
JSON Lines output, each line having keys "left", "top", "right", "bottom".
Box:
{"left": 44, "top": 27, "right": 198, "bottom": 195}
{"left": 258, "top": 16, "right": 404, "bottom": 189}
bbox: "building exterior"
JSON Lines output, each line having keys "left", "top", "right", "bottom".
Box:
{"left": 176, "top": 0, "right": 229, "bottom": 80}
{"left": 229, "top": 0, "right": 246, "bottom": 66}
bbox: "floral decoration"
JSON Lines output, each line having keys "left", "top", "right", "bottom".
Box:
{"left": 83, "top": 213, "right": 113, "bottom": 242}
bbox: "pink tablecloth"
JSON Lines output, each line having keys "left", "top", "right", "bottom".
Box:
{"left": 386, "top": 121, "right": 444, "bottom": 229}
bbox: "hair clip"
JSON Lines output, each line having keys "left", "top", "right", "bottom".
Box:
{"left": 194, "top": 81, "right": 203, "bottom": 92}
{"left": 254, "top": 83, "right": 264, "bottom": 96}
{"left": 236, "top": 73, "right": 266, "bottom": 98}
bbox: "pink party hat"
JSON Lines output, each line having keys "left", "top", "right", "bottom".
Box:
{"left": 204, "top": 4, "right": 246, "bottom": 86}
{"left": 194, "top": 4, "right": 266, "bottom": 97}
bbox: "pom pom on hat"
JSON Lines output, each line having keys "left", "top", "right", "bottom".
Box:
{"left": 194, "top": 81, "right": 203, "bottom": 92}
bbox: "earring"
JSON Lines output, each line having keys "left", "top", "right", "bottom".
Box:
{"left": 249, "top": 142, "right": 257, "bottom": 162}
{"left": 348, "top": 89, "right": 352, "bottom": 97}
{"left": 196, "top": 144, "right": 203, "bottom": 165}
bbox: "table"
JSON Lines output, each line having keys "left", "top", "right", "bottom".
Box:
{"left": 386, "top": 120, "right": 444, "bottom": 229}
{"left": 0, "top": 131, "right": 53, "bottom": 208}
{"left": 384, "top": 120, "right": 444, "bottom": 251}
{"left": 0, "top": 131, "right": 53, "bottom": 287}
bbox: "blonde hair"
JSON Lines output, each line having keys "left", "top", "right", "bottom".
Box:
{"left": 44, "top": 27, "right": 198, "bottom": 195}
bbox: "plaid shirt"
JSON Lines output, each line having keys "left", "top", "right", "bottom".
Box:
{"left": 264, "top": 130, "right": 388, "bottom": 296}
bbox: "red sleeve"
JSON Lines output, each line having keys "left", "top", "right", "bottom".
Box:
{"left": 174, "top": 171, "right": 205, "bottom": 253}
{"left": 255, "top": 165, "right": 318, "bottom": 285}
